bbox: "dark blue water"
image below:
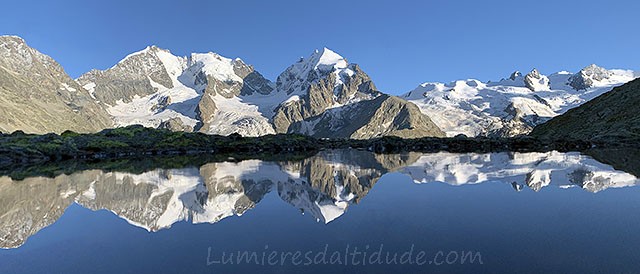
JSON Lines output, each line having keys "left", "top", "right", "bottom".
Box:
{"left": 1, "top": 150, "right": 639, "bottom": 273}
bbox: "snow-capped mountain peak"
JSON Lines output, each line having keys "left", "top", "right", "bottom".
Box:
{"left": 114, "top": 45, "right": 183, "bottom": 72}
{"left": 313, "top": 47, "right": 348, "bottom": 71}
{"left": 566, "top": 64, "right": 635, "bottom": 90}
{"left": 189, "top": 52, "right": 243, "bottom": 83}
{"left": 269, "top": 47, "right": 444, "bottom": 138}
{"left": 275, "top": 47, "right": 355, "bottom": 95}
{"left": 524, "top": 68, "right": 550, "bottom": 91}
{"left": 0, "top": 34, "right": 24, "bottom": 41}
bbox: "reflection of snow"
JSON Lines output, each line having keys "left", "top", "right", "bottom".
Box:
{"left": 401, "top": 151, "right": 639, "bottom": 192}
{"left": 2, "top": 150, "right": 638, "bottom": 249}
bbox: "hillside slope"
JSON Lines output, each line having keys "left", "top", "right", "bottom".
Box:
{"left": 530, "top": 78, "right": 640, "bottom": 140}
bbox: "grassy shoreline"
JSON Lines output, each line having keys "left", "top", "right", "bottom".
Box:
{"left": 1, "top": 125, "right": 638, "bottom": 170}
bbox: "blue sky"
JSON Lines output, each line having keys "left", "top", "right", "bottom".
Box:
{"left": 2, "top": 0, "right": 638, "bottom": 94}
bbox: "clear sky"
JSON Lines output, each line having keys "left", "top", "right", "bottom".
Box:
{"left": 2, "top": 0, "right": 638, "bottom": 94}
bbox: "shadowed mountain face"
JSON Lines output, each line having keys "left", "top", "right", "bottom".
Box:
{"left": 1, "top": 149, "right": 638, "bottom": 248}
{"left": 530, "top": 78, "right": 640, "bottom": 140}
{"left": 0, "top": 36, "right": 113, "bottom": 134}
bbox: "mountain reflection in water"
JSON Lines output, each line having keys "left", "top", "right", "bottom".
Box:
{"left": 1, "top": 149, "right": 638, "bottom": 249}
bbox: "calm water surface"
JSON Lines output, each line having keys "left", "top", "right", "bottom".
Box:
{"left": 1, "top": 149, "right": 639, "bottom": 273}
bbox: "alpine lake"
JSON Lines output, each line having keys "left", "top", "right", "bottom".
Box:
{"left": 1, "top": 148, "right": 639, "bottom": 273}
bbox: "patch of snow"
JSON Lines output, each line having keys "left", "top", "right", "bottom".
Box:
{"left": 82, "top": 82, "right": 97, "bottom": 99}
{"left": 60, "top": 83, "right": 77, "bottom": 92}
{"left": 283, "top": 95, "right": 301, "bottom": 105}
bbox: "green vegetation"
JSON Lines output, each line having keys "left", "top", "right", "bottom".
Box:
{"left": 0, "top": 125, "right": 319, "bottom": 168}
{"left": 1, "top": 125, "right": 639, "bottom": 173}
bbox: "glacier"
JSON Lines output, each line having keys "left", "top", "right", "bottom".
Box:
{"left": 403, "top": 65, "right": 637, "bottom": 137}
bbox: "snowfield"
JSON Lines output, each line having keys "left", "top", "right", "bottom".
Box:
{"left": 403, "top": 66, "right": 637, "bottom": 137}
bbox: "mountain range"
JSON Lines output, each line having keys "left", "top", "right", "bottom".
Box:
{"left": 1, "top": 36, "right": 442, "bottom": 138}
{"left": 402, "top": 65, "right": 638, "bottom": 137}
{"left": 1, "top": 35, "right": 637, "bottom": 138}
